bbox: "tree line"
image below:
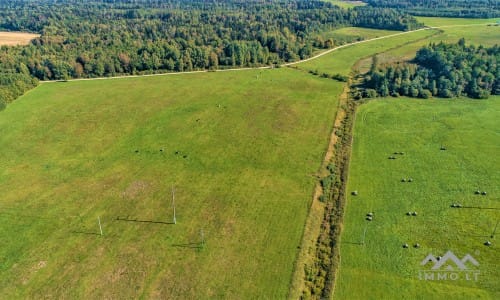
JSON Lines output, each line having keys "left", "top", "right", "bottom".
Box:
{"left": 359, "top": 39, "right": 499, "bottom": 100}
{"left": 0, "top": 0, "right": 423, "bottom": 108}
{"left": 366, "top": 0, "right": 500, "bottom": 18}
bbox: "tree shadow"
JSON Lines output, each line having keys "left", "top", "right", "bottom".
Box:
{"left": 71, "top": 230, "right": 101, "bottom": 236}
{"left": 171, "top": 242, "right": 203, "bottom": 249}
{"left": 460, "top": 206, "right": 500, "bottom": 210}
{"left": 341, "top": 241, "right": 364, "bottom": 245}
{"left": 115, "top": 216, "right": 174, "bottom": 225}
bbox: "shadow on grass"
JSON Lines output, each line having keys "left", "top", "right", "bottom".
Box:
{"left": 341, "top": 241, "right": 365, "bottom": 245}
{"left": 115, "top": 216, "right": 174, "bottom": 225}
{"left": 71, "top": 230, "right": 101, "bottom": 236}
{"left": 460, "top": 206, "right": 500, "bottom": 210}
{"left": 171, "top": 242, "right": 203, "bottom": 249}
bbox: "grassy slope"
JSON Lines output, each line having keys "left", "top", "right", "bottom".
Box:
{"left": 338, "top": 98, "right": 499, "bottom": 299}
{"left": 0, "top": 68, "right": 343, "bottom": 298}
{"left": 416, "top": 17, "right": 500, "bottom": 27}
{"left": 354, "top": 21, "right": 500, "bottom": 73}
{"left": 378, "top": 21, "right": 500, "bottom": 64}
{"left": 299, "top": 29, "right": 440, "bottom": 76}
{"left": 321, "top": 27, "right": 403, "bottom": 43}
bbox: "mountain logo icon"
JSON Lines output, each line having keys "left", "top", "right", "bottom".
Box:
{"left": 421, "top": 250, "right": 479, "bottom": 271}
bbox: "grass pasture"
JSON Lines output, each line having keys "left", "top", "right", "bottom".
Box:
{"left": 0, "top": 68, "right": 342, "bottom": 298}
{"left": 322, "top": 0, "right": 366, "bottom": 9}
{"left": 0, "top": 31, "right": 39, "bottom": 46}
{"left": 321, "top": 27, "right": 403, "bottom": 44}
{"left": 299, "top": 28, "right": 439, "bottom": 76}
{"left": 354, "top": 21, "right": 500, "bottom": 73}
{"left": 337, "top": 98, "right": 500, "bottom": 299}
{"left": 416, "top": 17, "right": 500, "bottom": 27}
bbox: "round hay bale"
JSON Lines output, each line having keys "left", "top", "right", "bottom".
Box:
{"left": 352, "top": 191, "right": 358, "bottom": 196}
{"left": 457, "top": 204, "right": 462, "bottom": 208}
{"left": 481, "top": 191, "right": 487, "bottom": 196}
{"left": 450, "top": 203, "right": 456, "bottom": 208}
{"left": 440, "top": 146, "right": 447, "bottom": 150}
{"left": 412, "top": 211, "right": 418, "bottom": 216}
{"left": 484, "top": 241, "right": 491, "bottom": 246}
{"left": 367, "top": 212, "right": 374, "bottom": 217}
{"left": 475, "top": 190, "right": 481, "bottom": 195}
{"left": 437, "top": 256, "right": 442, "bottom": 261}
{"left": 394, "top": 152, "right": 399, "bottom": 155}
{"left": 399, "top": 152, "right": 405, "bottom": 155}
{"left": 408, "top": 178, "right": 413, "bottom": 182}
{"left": 366, "top": 216, "right": 373, "bottom": 221}
{"left": 406, "top": 212, "right": 412, "bottom": 216}
{"left": 403, "top": 243, "right": 409, "bottom": 248}
{"left": 414, "top": 243, "right": 420, "bottom": 248}
{"left": 183, "top": 155, "right": 188, "bottom": 159}
{"left": 175, "top": 151, "right": 179, "bottom": 155}
{"left": 401, "top": 178, "right": 407, "bottom": 182}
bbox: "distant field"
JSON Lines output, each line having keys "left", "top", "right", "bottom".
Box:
{"left": 0, "top": 31, "right": 38, "bottom": 46}
{"left": 322, "top": 0, "right": 366, "bottom": 9}
{"left": 0, "top": 69, "right": 342, "bottom": 298}
{"left": 355, "top": 21, "right": 500, "bottom": 73}
{"left": 322, "top": 27, "right": 402, "bottom": 43}
{"left": 299, "top": 28, "right": 439, "bottom": 75}
{"left": 417, "top": 16, "right": 500, "bottom": 27}
{"left": 337, "top": 97, "right": 500, "bottom": 299}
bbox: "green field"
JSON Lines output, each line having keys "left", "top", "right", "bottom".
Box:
{"left": 1, "top": 10, "right": 499, "bottom": 299}
{"left": 321, "top": 27, "right": 403, "bottom": 44}
{"left": 0, "top": 69, "right": 343, "bottom": 298}
{"left": 322, "top": 0, "right": 366, "bottom": 9}
{"left": 337, "top": 98, "right": 500, "bottom": 299}
{"left": 299, "top": 28, "right": 439, "bottom": 76}
{"left": 355, "top": 21, "right": 500, "bottom": 73}
{"left": 417, "top": 16, "right": 500, "bottom": 27}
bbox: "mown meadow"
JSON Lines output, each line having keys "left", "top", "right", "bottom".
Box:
{"left": 338, "top": 98, "right": 499, "bottom": 299}
{"left": 0, "top": 68, "right": 343, "bottom": 298}
{"left": 332, "top": 16, "right": 499, "bottom": 300}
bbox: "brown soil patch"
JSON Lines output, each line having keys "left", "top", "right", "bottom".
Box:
{"left": 0, "top": 31, "right": 39, "bottom": 46}
{"left": 122, "top": 181, "right": 150, "bottom": 199}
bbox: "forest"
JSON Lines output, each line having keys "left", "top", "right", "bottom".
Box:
{"left": 0, "top": 0, "right": 424, "bottom": 108}
{"left": 360, "top": 39, "right": 500, "bottom": 100}
{"left": 366, "top": 0, "right": 500, "bottom": 18}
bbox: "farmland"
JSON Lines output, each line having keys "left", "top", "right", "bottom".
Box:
{"left": 0, "top": 69, "right": 342, "bottom": 298}
{"left": 0, "top": 7, "right": 498, "bottom": 299}
{"left": 331, "top": 16, "right": 500, "bottom": 300}
{"left": 0, "top": 31, "right": 38, "bottom": 46}
{"left": 320, "top": 27, "right": 403, "bottom": 45}
{"left": 337, "top": 98, "right": 499, "bottom": 299}
{"left": 298, "top": 28, "right": 440, "bottom": 76}
{"left": 322, "top": 0, "right": 366, "bottom": 9}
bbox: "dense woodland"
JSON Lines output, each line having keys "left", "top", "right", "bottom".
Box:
{"left": 366, "top": 0, "right": 500, "bottom": 18}
{"left": 360, "top": 39, "right": 500, "bottom": 100}
{"left": 0, "top": 0, "right": 423, "bottom": 108}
